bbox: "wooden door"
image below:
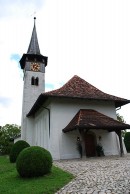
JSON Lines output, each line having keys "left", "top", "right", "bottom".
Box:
{"left": 85, "top": 134, "right": 96, "bottom": 157}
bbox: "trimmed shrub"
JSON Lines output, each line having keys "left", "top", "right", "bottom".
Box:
{"left": 9, "top": 140, "right": 30, "bottom": 163}
{"left": 16, "top": 146, "right": 53, "bottom": 178}
{"left": 124, "top": 132, "right": 130, "bottom": 152}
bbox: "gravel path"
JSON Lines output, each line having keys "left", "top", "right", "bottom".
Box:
{"left": 54, "top": 155, "right": 130, "bottom": 194}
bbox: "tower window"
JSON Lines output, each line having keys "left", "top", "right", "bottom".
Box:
{"left": 31, "top": 77, "right": 39, "bottom": 86}
{"left": 31, "top": 77, "right": 35, "bottom": 85}
{"left": 35, "top": 77, "right": 39, "bottom": 86}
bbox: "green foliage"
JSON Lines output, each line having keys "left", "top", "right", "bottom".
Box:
{"left": 16, "top": 146, "right": 53, "bottom": 178}
{"left": 9, "top": 140, "right": 30, "bottom": 163}
{"left": 0, "top": 124, "right": 21, "bottom": 155}
{"left": 1, "top": 124, "right": 21, "bottom": 140}
{"left": 116, "top": 113, "right": 125, "bottom": 123}
{"left": 0, "top": 156, "right": 74, "bottom": 194}
{"left": 124, "top": 132, "right": 130, "bottom": 152}
{"left": 116, "top": 113, "right": 127, "bottom": 137}
{"left": 122, "top": 130, "right": 127, "bottom": 138}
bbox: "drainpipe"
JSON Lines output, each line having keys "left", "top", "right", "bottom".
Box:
{"left": 42, "top": 107, "right": 50, "bottom": 138}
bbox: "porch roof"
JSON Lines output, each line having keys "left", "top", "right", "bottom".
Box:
{"left": 62, "top": 109, "right": 130, "bottom": 133}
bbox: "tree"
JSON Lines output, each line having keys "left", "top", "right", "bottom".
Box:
{"left": 116, "top": 113, "right": 126, "bottom": 137}
{"left": 2, "top": 124, "right": 21, "bottom": 140}
{"left": 116, "top": 113, "right": 125, "bottom": 123}
{"left": 116, "top": 113, "right": 126, "bottom": 138}
{"left": 0, "top": 124, "right": 21, "bottom": 155}
{"left": 124, "top": 132, "right": 130, "bottom": 152}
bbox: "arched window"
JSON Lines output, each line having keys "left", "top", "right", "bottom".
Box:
{"left": 31, "top": 77, "right": 35, "bottom": 85}
{"left": 35, "top": 77, "right": 39, "bottom": 86}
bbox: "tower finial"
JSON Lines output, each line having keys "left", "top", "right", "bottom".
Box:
{"left": 34, "top": 17, "right": 36, "bottom": 25}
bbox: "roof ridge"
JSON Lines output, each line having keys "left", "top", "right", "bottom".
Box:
{"left": 44, "top": 75, "right": 78, "bottom": 94}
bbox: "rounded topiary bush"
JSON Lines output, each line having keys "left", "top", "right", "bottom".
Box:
{"left": 9, "top": 140, "right": 30, "bottom": 163}
{"left": 16, "top": 146, "right": 53, "bottom": 178}
{"left": 124, "top": 132, "right": 130, "bottom": 152}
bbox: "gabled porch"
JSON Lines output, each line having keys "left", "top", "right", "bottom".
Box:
{"left": 62, "top": 109, "right": 130, "bottom": 157}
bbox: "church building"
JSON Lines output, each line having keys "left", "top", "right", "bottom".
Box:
{"left": 20, "top": 18, "right": 130, "bottom": 160}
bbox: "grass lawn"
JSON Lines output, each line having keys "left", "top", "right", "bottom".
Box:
{"left": 0, "top": 156, "right": 74, "bottom": 194}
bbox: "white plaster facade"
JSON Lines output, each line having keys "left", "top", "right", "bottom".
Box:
{"left": 21, "top": 68, "right": 45, "bottom": 143}
{"left": 26, "top": 98, "right": 125, "bottom": 160}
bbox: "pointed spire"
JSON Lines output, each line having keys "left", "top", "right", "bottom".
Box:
{"left": 27, "top": 17, "right": 41, "bottom": 55}
{"left": 20, "top": 17, "right": 48, "bottom": 69}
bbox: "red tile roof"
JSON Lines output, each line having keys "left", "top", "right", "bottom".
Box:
{"left": 62, "top": 109, "right": 130, "bottom": 132}
{"left": 27, "top": 75, "right": 130, "bottom": 116}
{"left": 43, "top": 75, "right": 129, "bottom": 103}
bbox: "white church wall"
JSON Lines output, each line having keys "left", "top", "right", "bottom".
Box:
{"left": 34, "top": 109, "right": 49, "bottom": 150}
{"left": 92, "top": 129, "right": 120, "bottom": 155}
{"left": 25, "top": 117, "right": 34, "bottom": 145}
{"left": 32, "top": 97, "right": 123, "bottom": 160}
{"left": 48, "top": 102, "right": 61, "bottom": 160}
{"left": 49, "top": 98, "right": 119, "bottom": 159}
{"left": 60, "top": 130, "right": 81, "bottom": 159}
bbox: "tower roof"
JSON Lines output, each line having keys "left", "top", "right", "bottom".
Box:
{"left": 19, "top": 17, "right": 48, "bottom": 69}
{"left": 27, "top": 17, "right": 40, "bottom": 55}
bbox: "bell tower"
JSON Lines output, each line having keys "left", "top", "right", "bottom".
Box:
{"left": 20, "top": 17, "right": 48, "bottom": 142}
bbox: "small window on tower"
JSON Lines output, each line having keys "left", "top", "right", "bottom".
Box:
{"left": 35, "top": 77, "right": 39, "bottom": 86}
{"left": 31, "top": 77, "right": 35, "bottom": 85}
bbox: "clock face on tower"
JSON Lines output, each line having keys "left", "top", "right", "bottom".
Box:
{"left": 31, "top": 62, "right": 40, "bottom": 71}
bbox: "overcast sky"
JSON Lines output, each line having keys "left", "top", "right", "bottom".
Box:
{"left": 0, "top": 0, "right": 130, "bottom": 126}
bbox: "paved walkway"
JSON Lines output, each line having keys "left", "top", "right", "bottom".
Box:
{"left": 54, "top": 155, "right": 130, "bottom": 194}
